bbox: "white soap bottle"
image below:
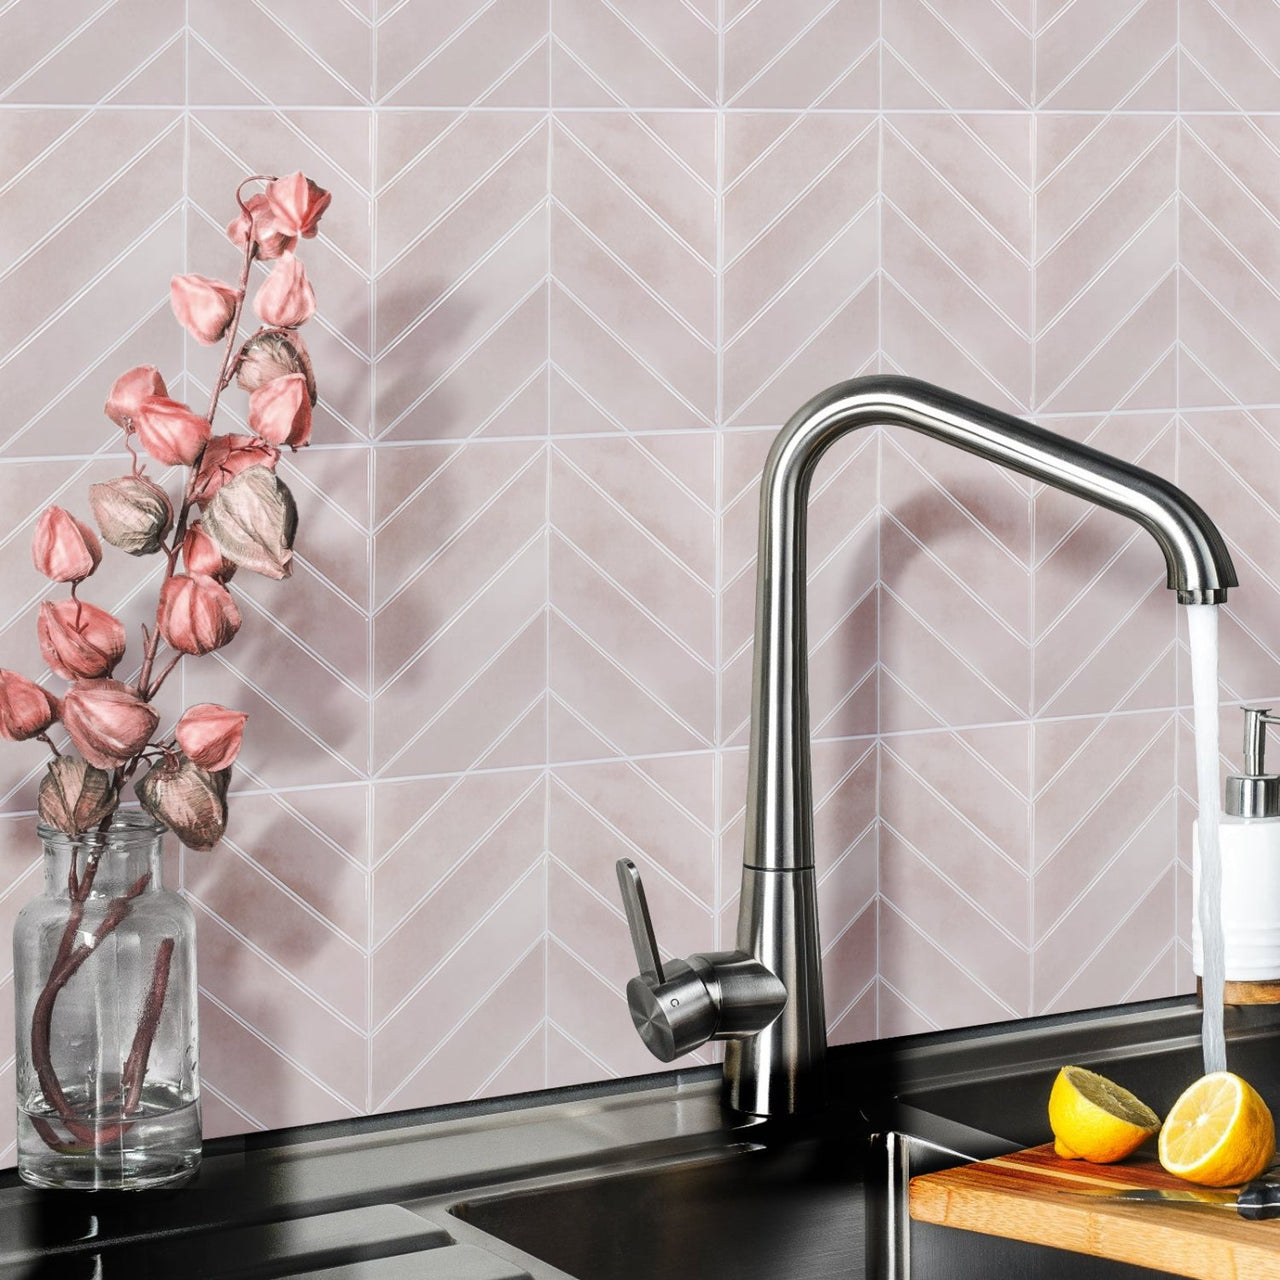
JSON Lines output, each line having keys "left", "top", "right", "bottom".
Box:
{"left": 1193, "top": 706, "right": 1280, "bottom": 1004}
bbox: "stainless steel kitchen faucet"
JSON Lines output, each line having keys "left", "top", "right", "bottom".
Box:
{"left": 616, "top": 375, "right": 1238, "bottom": 1117}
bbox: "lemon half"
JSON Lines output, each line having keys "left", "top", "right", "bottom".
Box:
{"left": 1048, "top": 1065, "right": 1160, "bottom": 1163}
{"left": 1158, "top": 1071, "right": 1275, "bottom": 1187}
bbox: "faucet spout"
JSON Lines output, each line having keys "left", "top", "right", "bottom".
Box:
{"left": 614, "top": 375, "right": 1237, "bottom": 1119}
{"left": 745, "top": 375, "right": 1237, "bottom": 881}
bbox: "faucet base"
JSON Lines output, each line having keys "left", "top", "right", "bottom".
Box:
{"left": 725, "top": 865, "right": 828, "bottom": 1116}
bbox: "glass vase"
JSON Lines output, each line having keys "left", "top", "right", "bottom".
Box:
{"left": 12, "top": 811, "right": 201, "bottom": 1190}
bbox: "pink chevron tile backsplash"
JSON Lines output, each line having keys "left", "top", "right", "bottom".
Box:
{"left": 3, "top": 3, "right": 1280, "bottom": 1158}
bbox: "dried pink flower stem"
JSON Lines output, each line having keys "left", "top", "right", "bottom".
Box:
{"left": 30, "top": 856, "right": 154, "bottom": 1147}
{"left": 134, "top": 181, "right": 264, "bottom": 701}
{"left": 30, "top": 176, "right": 270, "bottom": 1154}
{"left": 20, "top": 169, "right": 326, "bottom": 1159}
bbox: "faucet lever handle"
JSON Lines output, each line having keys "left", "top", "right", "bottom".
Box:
{"left": 616, "top": 857, "right": 663, "bottom": 984}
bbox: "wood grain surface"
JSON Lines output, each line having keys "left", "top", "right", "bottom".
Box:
{"left": 910, "top": 1143, "right": 1280, "bottom": 1279}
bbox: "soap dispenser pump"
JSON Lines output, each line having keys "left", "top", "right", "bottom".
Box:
{"left": 1194, "top": 706, "right": 1280, "bottom": 1005}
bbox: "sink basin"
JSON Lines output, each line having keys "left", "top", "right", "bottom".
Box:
{"left": 453, "top": 1136, "right": 862, "bottom": 1280}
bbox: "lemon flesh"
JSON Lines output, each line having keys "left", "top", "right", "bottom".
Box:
{"left": 1048, "top": 1065, "right": 1160, "bottom": 1163}
{"left": 1158, "top": 1071, "right": 1276, "bottom": 1187}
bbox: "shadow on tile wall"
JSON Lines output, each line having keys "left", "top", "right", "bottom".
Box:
{"left": 1, "top": 0, "right": 1278, "bottom": 1154}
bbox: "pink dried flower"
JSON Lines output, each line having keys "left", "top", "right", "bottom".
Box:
{"left": 104, "top": 365, "right": 167, "bottom": 431}
{"left": 182, "top": 522, "right": 235, "bottom": 581}
{"left": 175, "top": 703, "right": 246, "bottom": 772}
{"left": 88, "top": 476, "right": 173, "bottom": 556}
{"left": 236, "top": 331, "right": 316, "bottom": 404}
{"left": 157, "top": 574, "right": 241, "bottom": 655}
{"left": 136, "top": 754, "right": 229, "bottom": 851}
{"left": 133, "top": 396, "right": 213, "bottom": 467}
{"left": 248, "top": 374, "right": 311, "bottom": 449}
{"left": 61, "top": 679, "right": 159, "bottom": 771}
{"left": 226, "top": 193, "right": 297, "bottom": 260}
{"left": 253, "top": 252, "right": 315, "bottom": 329}
{"left": 201, "top": 466, "right": 297, "bottom": 580}
{"left": 265, "top": 172, "right": 331, "bottom": 239}
{"left": 0, "top": 671, "right": 58, "bottom": 741}
{"left": 190, "top": 435, "right": 280, "bottom": 506}
{"left": 38, "top": 756, "right": 118, "bottom": 837}
{"left": 38, "top": 599, "right": 125, "bottom": 682}
{"left": 170, "top": 273, "right": 240, "bottom": 346}
{"left": 31, "top": 507, "right": 102, "bottom": 583}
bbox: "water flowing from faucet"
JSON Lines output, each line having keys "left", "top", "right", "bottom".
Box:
{"left": 1188, "top": 603, "right": 1227, "bottom": 1074}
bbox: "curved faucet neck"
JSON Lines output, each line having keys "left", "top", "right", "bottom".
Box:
{"left": 742, "top": 375, "right": 1237, "bottom": 876}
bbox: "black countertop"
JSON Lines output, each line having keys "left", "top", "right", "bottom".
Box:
{"left": 5, "top": 995, "right": 1279, "bottom": 1280}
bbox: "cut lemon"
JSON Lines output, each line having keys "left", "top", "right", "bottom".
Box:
{"left": 1048, "top": 1065, "right": 1160, "bottom": 1163}
{"left": 1158, "top": 1071, "right": 1275, "bottom": 1187}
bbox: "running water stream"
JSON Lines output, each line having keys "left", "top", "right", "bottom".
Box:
{"left": 1188, "top": 603, "right": 1227, "bottom": 1075}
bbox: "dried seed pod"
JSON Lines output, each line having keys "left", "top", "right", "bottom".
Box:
{"left": 201, "top": 466, "right": 298, "bottom": 580}
{"left": 88, "top": 476, "right": 174, "bottom": 556}
{"left": 61, "top": 679, "right": 159, "bottom": 771}
{"left": 37, "top": 756, "right": 119, "bottom": 838}
{"left": 136, "top": 755, "right": 229, "bottom": 851}
{"left": 174, "top": 703, "right": 247, "bottom": 772}
{"left": 190, "top": 435, "right": 280, "bottom": 506}
{"left": 0, "top": 670, "right": 58, "bottom": 741}
{"left": 236, "top": 331, "right": 316, "bottom": 405}
{"left": 32, "top": 507, "right": 102, "bottom": 583}
{"left": 38, "top": 599, "right": 126, "bottom": 682}
{"left": 156, "top": 574, "right": 241, "bottom": 656}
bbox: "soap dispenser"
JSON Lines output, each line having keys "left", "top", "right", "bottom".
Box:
{"left": 1193, "top": 707, "right": 1280, "bottom": 1004}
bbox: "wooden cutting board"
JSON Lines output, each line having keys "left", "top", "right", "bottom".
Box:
{"left": 910, "top": 1143, "right": 1280, "bottom": 1279}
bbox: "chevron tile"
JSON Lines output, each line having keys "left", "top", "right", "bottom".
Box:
{"left": 0, "top": 110, "right": 183, "bottom": 457}
{"left": 1035, "top": 115, "right": 1176, "bottom": 415}
{"left": 1179, "top": 410, "right": 1280, "bottom": 707}
{"left": 1032, "top": 712, "right": 1177, "bottom": 1013}
{"left": 377, "top": 111, "right": 548, "bottom": 441}
{"left": 0, "top": 0, "right": 183, "bottom": 103}
{"left": 198, "top": 992, "right": 362, "bottom": 1132}
{"left": 374, "top": 772, "right": 541, "bottom": 943}
{"left": 372, "top": 772, "right": 546, "bottom": 1110}
{"left": 1035, "top": 0, "right": 1176, "bottom": 110}
{"left": 550, "top": 434, "right": 714, "bottom": 759}
{"left": 189, "top": 0, "right": 373, "bottom": 105}
{"left": 552, "top": 0, "right": 716, "bottom": 108}
{"left": 883, "top": 113, "right": 1031, "bottom": 415}
{"left": 550, "top": 112, "right": 714, "bottom": 435}
{"left": 378, "top": 0, "right": 548, "bottom": 107}
{"left": 723, "top": 0, "right": 879, "bottom": 109}
{"left": 8, "top": 0, "right": 1280, "bottom": 1150}
{"left": 884, "top": 0, "right": 1032, "bottom": 109}
{"left": 880, "top": 432, "right": 1032, "bottom": 733}
{"left": 385, "top": 946, "right": 546, "bottom": 1111}
{"left": 1033, "top": 413, "right": 1177, "bottom": 717}
{"left": 1181, "top": 0, "right": 1280, "bottom": 110}
{"left": 1179, "top": 116, "right": 1280, "bottom": 409}
{"left": 879, "top": 726, "right": 1031, "bottom": 1032}
{"left": 721, "top": 428, "right": 878, "bottom": 749}
{"left": 722, "top": 113, "right": 878, "bottom": 430}
{"left": 183, "top": 786, "right": 370, "bottom": 1121}
{"left": 374, "top": 440, "right": 546, "bottom": 775}
{"left": 372, "top": 859, "right": 544, "bottom": 1107}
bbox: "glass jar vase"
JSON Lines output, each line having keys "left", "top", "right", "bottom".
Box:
{"left": 13, "top": 811, "right": 200, "bottom": 1190}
